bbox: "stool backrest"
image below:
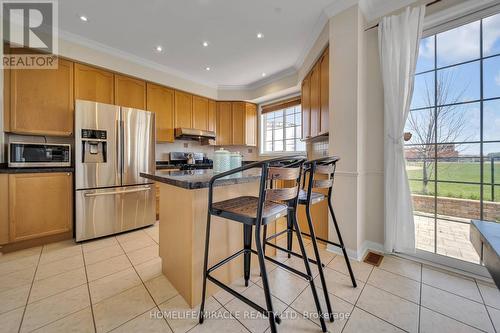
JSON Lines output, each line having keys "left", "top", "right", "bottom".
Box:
{"left": 266, "top": 167, "right": 301, "bottom": 201}
{"left": 304, "top": 156, "right": 340, "bottom": 192}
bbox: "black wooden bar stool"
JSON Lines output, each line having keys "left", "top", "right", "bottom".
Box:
{"left": 263, "top": 156, "right": 357, "bottom": 322}
{"left": 198, "top": 156, "right": 328, "bottom": 333}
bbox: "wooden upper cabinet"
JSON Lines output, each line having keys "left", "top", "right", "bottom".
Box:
{"left": 208, "top": 100, "right": 216, "bottom": 133}
{"left": 301, "top": 74, "right": 311, "bottom": 139}
{"left": 7, "top": 59, "right": 74, "bottom": 136}
{"left": 146, "top": 83, "right": 175, "bottom": 142}
{"left": 114, "top": 74, "right": 146, "bottom": 109}
{"left": 245, "top": 103, "right": 257, "bottom": 147}
{"left": 310, "top": 62, "right": 320, "bottom": 138}
{"left": 174, "top": 91, "right": 193, "bottom": 128}
{"left": 74, "top": 63, "right": 114, "bottom": 104}
{"left": 231, "top": 102, "right": 245, "bottom": 145}
{"left": 216, "top": 101, "right": 232, "bottom": 145}
{"left": 9, "top": 172, "right": 72, "bottom": 242}
{"left": 192, "top": 95, "right": 209, "bottom": 131}
{"left": 319, "top": 48, "right": 329, "bottom": 135}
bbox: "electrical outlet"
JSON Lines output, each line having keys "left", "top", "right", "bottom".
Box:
{"left": 248, "top": 148, "right": 253, "bottom": 153}
{"left": 183, "top": 143, "right": 189, "bottom": 148}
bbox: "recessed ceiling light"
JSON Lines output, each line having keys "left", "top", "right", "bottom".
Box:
{"left": 202, "top": 41, "right": 209, "bottom": 47}
{"left": 155, "top": 45, "right": 163, "bottom": 52}
{"left": 262, "top": 72, "right": 267, "bottom": 77}
{"left": 257, "top": 33, "right": 264, "bottom": 39}
{"left": 79, "top": 15, "right": 88, "bottom": 22}
{"left": 205, "top": 67, "right": 211, "bottom": 71}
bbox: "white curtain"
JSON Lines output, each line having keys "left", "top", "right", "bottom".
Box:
{"left": 379, "top": 6, "right": 425, "bottom": 253}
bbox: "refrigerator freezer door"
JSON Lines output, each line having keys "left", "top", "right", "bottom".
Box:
{"left": 75, "top": 185, "right": 155, "bottom": 241}
{"left": 75, "top": 100, "right": 121, "bottom": 190}
{"left": 121, "top": 107, "right": 155, "bottom": 186}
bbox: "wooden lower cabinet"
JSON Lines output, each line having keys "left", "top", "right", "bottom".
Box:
{"left": 8, "top": 173, "right": 73, "bottom": 243}
{"left": 0, "top": 175, "right": 8, "bottom": 245}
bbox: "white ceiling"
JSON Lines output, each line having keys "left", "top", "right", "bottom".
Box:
{"left": 59, "top": 0, "right": 337, "bottom": 88}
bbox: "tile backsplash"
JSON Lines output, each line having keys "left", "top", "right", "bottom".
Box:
{"left": 307, "top": 137, "right": 329, "bottom": 160}
{"left": 155, "top": 140, "right": 258, "bottom": 161}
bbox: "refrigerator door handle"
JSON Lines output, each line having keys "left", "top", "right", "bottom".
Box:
{"left": 84, "top": 186, "right": 152, "bottom": 197}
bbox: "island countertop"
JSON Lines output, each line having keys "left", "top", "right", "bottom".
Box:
{"left": 140, "top": 168, "right": 261, "bottom": 189}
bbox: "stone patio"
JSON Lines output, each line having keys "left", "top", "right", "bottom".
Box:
{"left": 414, "top": 214, "right": 480, "bottom": 264}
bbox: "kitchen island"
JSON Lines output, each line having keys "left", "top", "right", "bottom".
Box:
{"left": 141, "top": 169, "right": 276, "bottom": 307}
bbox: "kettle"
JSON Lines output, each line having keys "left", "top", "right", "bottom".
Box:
{"left": 186, "top": 153, "right": 195, "bottom": 164}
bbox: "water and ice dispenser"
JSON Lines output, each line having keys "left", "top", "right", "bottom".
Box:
{"left": 81, "top": 129, "right": 107, "bottom": 163}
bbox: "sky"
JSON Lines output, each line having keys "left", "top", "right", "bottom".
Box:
{"left": 407, "top": 12, "right": 500, "bottom": 156}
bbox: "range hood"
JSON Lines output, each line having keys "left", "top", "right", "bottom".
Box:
{"left": 175, "top": 128, "right": 216, "bottom": 140}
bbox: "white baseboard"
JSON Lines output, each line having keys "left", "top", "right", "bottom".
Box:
{"left": 326, "top": 240, "right": 385, "bottom": 261}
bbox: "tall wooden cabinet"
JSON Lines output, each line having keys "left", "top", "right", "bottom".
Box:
{"left": 301, "top": 74, "right": 311, "bottom": 139}
{"left": 6, "top": 59, "right": 74, "bottom": 136}
{"left": 74, "top": 63, "right": 114, "bottom": 104}
{"left": 114, "top": 74, "right": 146, "bottom": 109}
{"left": 192, "top": 96, "right": 209, "bottom": 131}
{"left": 8, "top": 173, "right": 72, "bottom": 242}
{"left": 319, "top": 48, "right": 329, "bottom": 135}
{"left": 146, "top": 83, "right": 175, "bottom": 142}
{"left": 301, "top": 46, "right": 329, "bottom": 139}
{"left": 174, "top": 91, "right": 193, "bottom": 128}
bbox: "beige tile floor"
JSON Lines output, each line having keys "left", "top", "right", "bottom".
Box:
{"left": 0, "top": 223, "right": 498, "bottom": 333}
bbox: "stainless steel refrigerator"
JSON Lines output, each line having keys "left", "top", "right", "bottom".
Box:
{"left": 75, "top": 100, "right": 156, "bottom": 241}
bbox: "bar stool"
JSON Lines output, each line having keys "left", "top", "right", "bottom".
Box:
{"left": 198, "top": 156, "right": 328, "bottom": 333}
{"left": 263, "top": 156, "right": 357, "bottom": 322}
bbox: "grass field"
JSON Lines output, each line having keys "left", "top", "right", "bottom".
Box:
{"left": 406, "top": 161, "right": 500, "bottom": 202}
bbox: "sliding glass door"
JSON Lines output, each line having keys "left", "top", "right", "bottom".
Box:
{"left": 404, "top": 11, "right": 500, "bottom": 271}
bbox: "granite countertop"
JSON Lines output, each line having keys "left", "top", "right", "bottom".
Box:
{"left": 141, "top": 168, "right": 261, "bottom": 189}
{"left": 0, "top": 163, "right": 74, "bottom": 174}
{"left": 471, "top": 220, "right": 500, "bottom": 258}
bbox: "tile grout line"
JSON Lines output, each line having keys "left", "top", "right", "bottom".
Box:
{"left": 475, "top": 279, "right": 498, "bottom": 333}
{"left": 418, "top": 263, "right": 423, "bottom": 333}
{"left": 342, "top": 264, "right": 416, "bottom": 333}
{"left": 16, "top": 246, "right": 43, "bottom": 333}
{"left": 81, "top": 244, "right": 98, "bottom": 333}
{"left": 115, "top": 234, "right": 177, "bottom": 333}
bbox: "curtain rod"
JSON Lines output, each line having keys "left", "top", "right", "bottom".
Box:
{"left": 364, "top": 0, "right": 441, "bottom": 31}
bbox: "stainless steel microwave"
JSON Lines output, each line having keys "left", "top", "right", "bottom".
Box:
{"left": 8, "top": 142, "right": 71, "bottom": 168}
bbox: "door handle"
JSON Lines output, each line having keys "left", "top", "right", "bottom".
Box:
{"left": 84, "top": 186, "right": 151, "bottom": 197}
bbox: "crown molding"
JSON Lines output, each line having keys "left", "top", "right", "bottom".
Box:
{"left": 217, "top": 66, "right": 298, "bottom": 91}
{"left": 293, "top": 10, "right": 329, "bottom": 70}
{"left": 324, "top": 0, "right": 359, "bottom": 18}
{"left": 58, "top": 30, "right": 219, "bottom": 89}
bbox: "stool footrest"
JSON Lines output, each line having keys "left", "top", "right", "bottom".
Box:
{"left": 299, "top": 232, "right": 342, "bottom": 248}
{"left": 264, "top": 229, "right": 289, "bottom": 242}
{"left": 263, "top": 242, "right": 324, "bottom": 268}
{"left": 261, "top": 253, "right": 312, "bottom": 281}
{"left": 207, "top": 274, "right": 270, "bottom": 316}
{"left": 207, "top": 249, "right": 248, "bottom": 274}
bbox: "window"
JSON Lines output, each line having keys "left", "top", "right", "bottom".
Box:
{"left": 261, "top": 101, "right": 305, "bottom": 154}
{"left": 405, "top": 12, "right": 500, "bottom": 264}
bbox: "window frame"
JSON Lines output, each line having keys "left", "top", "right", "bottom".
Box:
{"left": 259, "top": 102, "right": 305, "bottom": 156}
